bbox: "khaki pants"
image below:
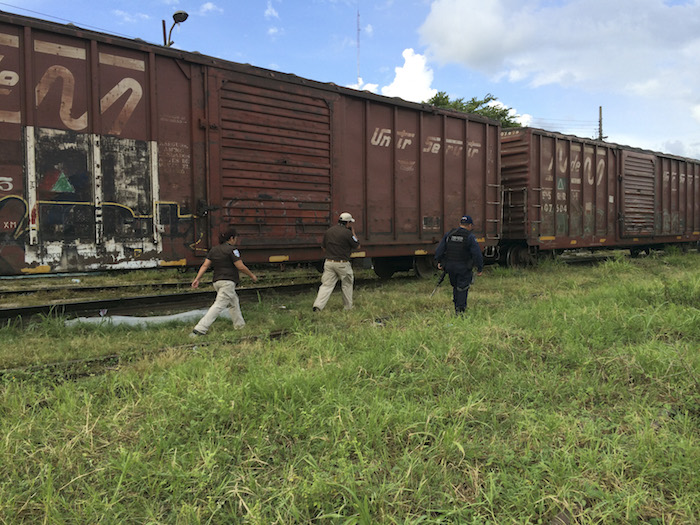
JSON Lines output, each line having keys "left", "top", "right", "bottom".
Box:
{"left": 313, "top": 260, "right": 354, "bottom": 311}
{"left": 194, "top": 280, "right": 245, "bottom": 333}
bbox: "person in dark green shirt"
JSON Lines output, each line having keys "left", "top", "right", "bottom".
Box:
{"left": 312, "top": 212, "right": 360, "bottom": 312}
{"left": 190, "top": 227, "right": 257, "bottom": 336}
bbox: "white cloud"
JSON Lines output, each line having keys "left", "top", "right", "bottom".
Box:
{"left": 516, "top": 113, "right": 533, "bottom": 127}
{"left": 364, "top": 24, "right": 374, "bottom": 37}
{"left": 661, "top": 139, "right": 687, "bottom": 157}
{"left": 488, "top": 99, "right": 529, "bottom": 126}
{"left": 111, "top": 10, "right": 150, "bottom": 24}
{"left": 419, "top": 0, "right": 700, "bottom": 157}
{"left": 380, "top": 49, "right": 437, "bottom": 103}
{"left": 347, "top": 77, "right": 379, "bottom": 93}
{"left": 265, "top": 1, "right": 279, "bottom": 19}
{"left": 264, "top": 1, "right": 282, "bottom": 40}
{"left": 692, "top": 105, "right": 700, "bottom": 124}
{"left": 419, "top": 0, "right": 700, "bottom": 103}
{"left": 198, "top": 2, "right": 223, "bottom": 15}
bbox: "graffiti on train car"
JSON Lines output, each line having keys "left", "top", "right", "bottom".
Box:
{"left": 541, "top": 143, "right": 611, "bottom": 237}
{"left": 0, "top": 30, "right": 196, "bottom": 271}
{"left": 21, "top": 127, "right": 162, "bottom": 269}
{"left": 34, "top": 65, "right": 143, "bottom": 135}
{"left": 0, "top": 195, "right": 25, "bottom": 237}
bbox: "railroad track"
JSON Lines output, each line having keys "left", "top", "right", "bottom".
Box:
{"left": 0, "top": 253, "right": 634, "bottom": 321}
{"left": 0, "top": 252, "right": 627, "bottom": 321}
{"left": 0, "top": 266, "right": 326, "bottom": 299}
{"left": 0, "top": 281, "right": 192, "bottom": 297}
{"left": 0, "top": 278, "right": 385, "bottom": 321}
{"left": 555, "top": 252, "right": 617, "bottom": 265}
{"left": 0, "top": 328, "right": 293, "bottom": 380}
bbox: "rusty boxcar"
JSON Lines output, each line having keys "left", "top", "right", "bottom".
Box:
{"left": 500, "top": 127, "right": 700, "bottom": 265}
{"left": 0, "top": 11, "right": 501, "bottom": 277}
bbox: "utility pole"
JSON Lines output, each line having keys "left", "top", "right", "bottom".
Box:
{"left": 598, "top": 106, "right": 607, "bottom": 141}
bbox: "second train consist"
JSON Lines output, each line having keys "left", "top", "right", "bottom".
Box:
{"left": 500, "top": 127, "right": 700, "bottom": 266}
{"left": 0, "top": 12, "right": 697, "bottom": 276}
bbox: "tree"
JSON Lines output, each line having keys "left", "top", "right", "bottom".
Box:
{"left": 425, "top": 92, "right": 521, "bottom": 128}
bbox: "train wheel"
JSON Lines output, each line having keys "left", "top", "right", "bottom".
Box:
{"left": 497, "top": 246, "right": 509, "bottom": 266}
{"left": 630, "top": 247, "right": 650, "bottom": 258}
{"left": 413, "top": 255, "right": 435, "bottom": 279}
{"left": 372, "top": 258, "right": 395, "bottom": 279}
{"left": 506, "top": 245, "right": 535, "bottom": 267}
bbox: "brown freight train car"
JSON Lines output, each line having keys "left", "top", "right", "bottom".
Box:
{"left": 0, "top": 12, "right": 501, "bottom": 277}
{"left": 500, "top": 127, "right": 700, "bottom": 265}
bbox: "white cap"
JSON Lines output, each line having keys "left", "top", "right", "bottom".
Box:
{"left": 339, "top": 212, "right": 355, "bottom": 222}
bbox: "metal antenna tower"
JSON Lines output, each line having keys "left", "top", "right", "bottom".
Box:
{"left": 356, "top": 7, "right": 361, "bottom": 85}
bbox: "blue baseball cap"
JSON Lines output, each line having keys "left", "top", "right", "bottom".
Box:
{"left": 460, "top": 215, "right": 473, "bottom": 224}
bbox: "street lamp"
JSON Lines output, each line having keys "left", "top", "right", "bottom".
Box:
{"left": 162, "top": 10, "right": 189, "bottom": 47}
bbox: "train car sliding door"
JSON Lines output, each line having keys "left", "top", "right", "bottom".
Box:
{"left": 207, "top": 69, "right": 332, "bottom": 262}
{"left": 619, "top": 151, "right": 656, "bottom": 238}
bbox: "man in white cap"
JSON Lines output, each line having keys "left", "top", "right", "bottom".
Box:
{"left": 312, "top": 211, "right": 360, "bottom": 311}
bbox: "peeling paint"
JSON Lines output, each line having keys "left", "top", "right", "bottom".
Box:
{"left": 20, "top": 127, "right": 161, "bottom": 270}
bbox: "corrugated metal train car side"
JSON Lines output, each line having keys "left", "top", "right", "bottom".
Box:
{"left": 0, "top": 12, "right": 501, "bottom": 276}
{"left": 500, "top": 127, "right": 700, "bottom": 265}
{"left": 205, "top": 63, "right": 501, "bottom": 277}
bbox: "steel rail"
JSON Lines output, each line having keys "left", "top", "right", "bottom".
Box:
{"left": 0, "top": 281, "right": 192, "bottom": 297}
{"left": 0, "top": 329, "right": 292, "bottom": 380}
{"left": 0, "top": 281, "right": 322, "bottom": 321}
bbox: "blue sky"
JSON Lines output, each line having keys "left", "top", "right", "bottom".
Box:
{"left": 3, "top": 0, "right": 700, "bottom": 159}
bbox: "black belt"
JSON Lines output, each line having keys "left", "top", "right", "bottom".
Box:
{"left": 326, "top": 259, "right": 348, "bottom": 263}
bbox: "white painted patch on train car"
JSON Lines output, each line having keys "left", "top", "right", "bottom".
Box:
{"left": 23, "top": 128, "right": 162, "bottom": 271}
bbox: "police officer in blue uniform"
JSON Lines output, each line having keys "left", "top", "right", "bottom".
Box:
{"left": 434, "top": 215, "right": 484, "bottom": 314}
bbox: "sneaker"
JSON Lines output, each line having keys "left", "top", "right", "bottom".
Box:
{"left": 189, "top": 330, "right": 205, "bottom": 338}
{"left": 313, "top": 307, "right": 320, "bottom": 312}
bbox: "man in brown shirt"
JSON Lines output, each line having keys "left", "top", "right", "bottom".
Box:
{"left": 190, "top": 227, "right": 257, "bottom": 336}
{"left": 312, "top": 212, "right": 360, "bottom": 311}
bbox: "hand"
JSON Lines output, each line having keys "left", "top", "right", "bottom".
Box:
{"left": 477, "top": 271, "right": 483, "bottom": 276}
{"left": 191, "top": 278, "right": 200, "bottom": 289}
{"left": 437, "top": 263, "right": 443, "bottom": 270}
{"left": 250, "top": 274, "right": 258, "bottom": 283}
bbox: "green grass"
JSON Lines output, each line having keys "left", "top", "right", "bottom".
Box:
{"left": 0, "top": 253, "right": 698, "bottom": 523}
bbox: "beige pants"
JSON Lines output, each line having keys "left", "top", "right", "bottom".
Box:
{"left": 313, "top": 260, "right": 354, "bottom": 311}
{"left": 194, "top": 280, "right": 245, "bottom": 333}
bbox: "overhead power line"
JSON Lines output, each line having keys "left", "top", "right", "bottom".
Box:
{"left": 0, "top": 2, "right": 138, "bottom": 40}
{"left": 529, "top": 117, "right": 598, "bottom": 125}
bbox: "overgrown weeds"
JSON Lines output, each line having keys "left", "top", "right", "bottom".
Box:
{"left": 0, "top": 254, "right": 698, "bottom": 523}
